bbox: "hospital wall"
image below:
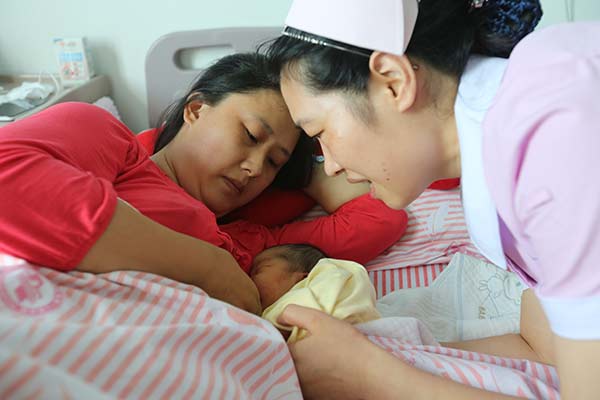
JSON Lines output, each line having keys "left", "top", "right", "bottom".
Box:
{"left": 0, "top": 0, "right": 598, "bottom": 132}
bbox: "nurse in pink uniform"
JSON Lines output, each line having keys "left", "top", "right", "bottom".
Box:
{"left": 267, "top": 0, "right": 600, "bottom": 398}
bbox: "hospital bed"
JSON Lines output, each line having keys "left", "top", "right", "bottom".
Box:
{"left": 0, "top": 28, "right": 559, "bottom": 399}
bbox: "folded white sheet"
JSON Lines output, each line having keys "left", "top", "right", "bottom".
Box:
{"left": 376, "top": 252, "right": 525, "bottom": 342}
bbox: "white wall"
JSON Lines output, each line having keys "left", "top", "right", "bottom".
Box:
{"left": 0, "top": 0, "right": 293, "bottom": 131}
{"left": 1, "top": 0, "right": 598, "bottom": 132}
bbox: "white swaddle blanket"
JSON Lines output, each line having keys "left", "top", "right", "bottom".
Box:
{"left": 376, "top": 253, "right": 525, "bottom": 342}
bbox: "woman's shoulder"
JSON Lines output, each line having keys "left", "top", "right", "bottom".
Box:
{"left": 0, "top": 102, "right": 138, "bottom": 151}
{"left": 42, "top": 101, "right": 124, "bottom": 124}
{"left": 43, "top": 102, "right": 137, "bottom": 140}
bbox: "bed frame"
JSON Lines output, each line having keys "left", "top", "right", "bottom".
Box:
{"left": 145, "top": 27, "right": 281, "bottom": 127}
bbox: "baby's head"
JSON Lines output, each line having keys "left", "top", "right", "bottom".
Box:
{"left": 250, "top": 244, "right": 326, "bottom": 308}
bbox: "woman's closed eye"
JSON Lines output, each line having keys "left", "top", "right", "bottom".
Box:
{"left": 310, "top": 130, "right": 324, "bottom": 139}
{"left": 244, "top": 128, "right": 286, "bottom": 169}
{"left": 245, "top": 128, "right": 259, "bottom": 144}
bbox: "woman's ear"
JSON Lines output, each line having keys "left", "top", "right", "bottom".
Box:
{"left": 182, "top": 96, "right": 205, "bottom": 125}
{"left": 368, "top": 51, "right": 418, "bottom": 112}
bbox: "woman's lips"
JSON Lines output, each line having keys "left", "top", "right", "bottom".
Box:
{"left": 223, "top": 177, "right": 243, "bottom": 194}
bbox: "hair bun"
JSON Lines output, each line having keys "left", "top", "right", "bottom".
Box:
{"left": 473, "top": 0, "right": 543, "bottom": 58}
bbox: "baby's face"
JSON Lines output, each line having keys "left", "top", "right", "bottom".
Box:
{"left": 250, "top": 248, "right": 307, "bottom": 309}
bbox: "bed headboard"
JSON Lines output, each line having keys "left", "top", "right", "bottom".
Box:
{"left": 145, "top": 27, "right": 281, "bottom": 127}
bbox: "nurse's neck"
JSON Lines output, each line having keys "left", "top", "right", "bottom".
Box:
{"left": 439, "top": 113, "right": 461, "bottom": 180}
{"left": 422, "top": 68, "right": 461, "bottom": 182}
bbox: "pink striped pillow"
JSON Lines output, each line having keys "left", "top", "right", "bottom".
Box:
{"left": 365, "top": 188, "right": 483, "bottom": 272}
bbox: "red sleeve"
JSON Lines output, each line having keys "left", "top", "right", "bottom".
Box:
{"left": 221, "top": 194, "right": 408, "bottom": 272}
{"left": 225, "top": 188, "right": 316, "bottom": 226}
{"left": 0, "top": 102, "right": 142, "bottom": 270}
{"left": 136, "top": 128, "right": 158, "bottom": 154}
{"left": 428, "top": 178, "right": 460, "bottom": 190}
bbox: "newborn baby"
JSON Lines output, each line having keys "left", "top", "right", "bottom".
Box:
{"left": 250, "top": 243, "right": 325, "bottom": 309}
{"left": 250, "top": 244, "right": 380, "bottom": 342}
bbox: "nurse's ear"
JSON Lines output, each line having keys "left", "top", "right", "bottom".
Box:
{"left": 368, "top": 52, "right": 418, "bottom": 113}
{"left": 182, "top": 93, "right": 207, "bottom": 125}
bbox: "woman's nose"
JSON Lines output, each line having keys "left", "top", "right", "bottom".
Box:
{"left": 241, "top": 152, "right": 265, "bottom": 177}
{"left": 320, "top": 144, "right": 343, "bottom": 176}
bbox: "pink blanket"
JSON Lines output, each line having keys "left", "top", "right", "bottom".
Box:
{"left": 0, "top": 254, "right": 559, "bottom": 399}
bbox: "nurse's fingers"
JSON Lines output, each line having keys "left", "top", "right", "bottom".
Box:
{"left": 277, "top": 304, "right": 333, "bottom": 334}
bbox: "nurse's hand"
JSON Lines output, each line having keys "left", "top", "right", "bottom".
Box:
{"left": 278, "top": 305, "right": 376, "bottom": 400}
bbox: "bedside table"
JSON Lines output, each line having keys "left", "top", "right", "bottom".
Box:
{"left": 0, "top": 75, "right": 110, "bottom": 128}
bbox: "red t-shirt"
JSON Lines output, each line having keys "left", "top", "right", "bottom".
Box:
{"left": 0, "top": 103, "right": 407, "bottom": 273}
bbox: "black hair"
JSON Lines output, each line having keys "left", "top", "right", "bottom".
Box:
{"left": 270, "top": 243, "right": 327, "bottom": 274}
{"left": 153, "top": 52, "right": 314, "bottom": 190}
{"left": 266, "top": 0, "right": 542, "bottom": 111}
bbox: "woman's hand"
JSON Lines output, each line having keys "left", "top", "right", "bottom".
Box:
{"left": 303, "top": 163, "right": 369, "bottom": 213}
{"left": 196, "top": 246, "right": 262, "bottom": 315}
{"left": 278, "top": 305, "right": 378, "bottom": 399}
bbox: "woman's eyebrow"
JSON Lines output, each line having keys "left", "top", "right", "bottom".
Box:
{"left": 255, "top": 116, "right": 274, "bottom": 135}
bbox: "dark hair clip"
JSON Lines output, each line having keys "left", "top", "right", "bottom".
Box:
{"left": 282, "top": 26, "right": 372, "bottom": 58}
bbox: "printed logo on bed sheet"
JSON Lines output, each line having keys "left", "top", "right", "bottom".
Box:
{"left": 0, "top": 258, "right": 63, "bottom": 315}
{"left": 426, "top": 202, "right": 450, "bottom": 239}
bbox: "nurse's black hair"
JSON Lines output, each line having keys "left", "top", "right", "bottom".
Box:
{"left": 266, "top": 0, "right": 542, "bottom": 119}
{"left": 154, "top": 52, "right": 314, "bottom": 190}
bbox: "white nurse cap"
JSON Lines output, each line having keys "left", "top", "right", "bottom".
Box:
{"left": 284, "top": 0, "right": 419, "bottom": 56}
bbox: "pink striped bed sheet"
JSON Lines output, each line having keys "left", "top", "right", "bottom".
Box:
{"left": 367, "top": 331, "right": 560, "bottom": 398}
{"left": 0, "top": 254, "right": 302, "bottom": 400}
{"left": 0, "top": 254, "right": 560, "bottom": 399}
{"left": 358, "top": 317, "right": 559, "bottom": 398}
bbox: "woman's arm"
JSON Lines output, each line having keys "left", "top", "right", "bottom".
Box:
{"left": 303, "top": 162, "right": 369, "bottom": 213}
{"left": 222, "top": 194, "right": 408, "bottom": 269}
{"left": 79, "top": 200, "right": 262, "bottom": 315}
{"left": 554, "top": 337, "right": 600, "bottom": 399}
{"left": 443, "top": 289, "right": 555, "bottom": 364}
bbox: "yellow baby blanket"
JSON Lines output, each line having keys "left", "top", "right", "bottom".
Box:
{"left": 262, "top": 258, "right": 380, "bottom": 343}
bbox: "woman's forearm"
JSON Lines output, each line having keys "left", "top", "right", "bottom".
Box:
{"left": 303, "top": 163, "right": 369, "bottom": 213}
{"left": 79, "top": 199, "right": 262, "bottom": 314}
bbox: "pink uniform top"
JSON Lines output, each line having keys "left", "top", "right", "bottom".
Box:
{"left": 0, "top": 102, "right": 408, "bottom": 274}
{"left": 459, "top": 22, "right": 600, "bottom": 340}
